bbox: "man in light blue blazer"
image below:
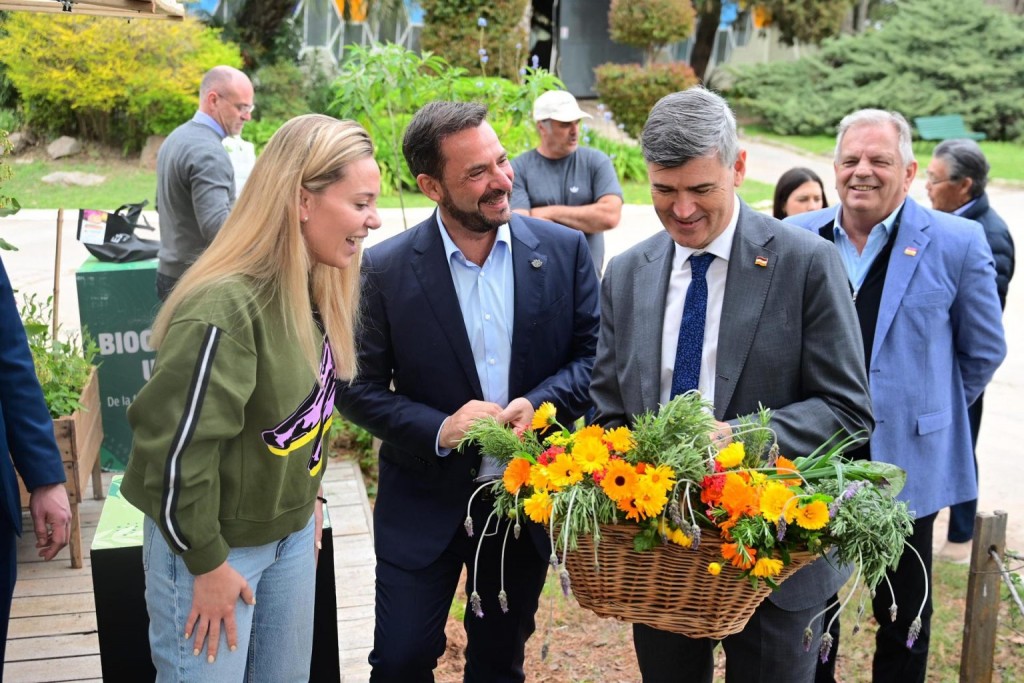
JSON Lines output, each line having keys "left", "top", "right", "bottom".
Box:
{"left": 786, "top": 109, "right": 1006, "bottom": 683}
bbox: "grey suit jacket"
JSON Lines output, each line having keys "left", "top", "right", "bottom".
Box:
{"left": 591, "top": 201, "right": 873, "bottom": 610}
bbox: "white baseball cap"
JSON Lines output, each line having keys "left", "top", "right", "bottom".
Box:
{"left": 533, "top": 90, "right": 592, "bottom": 123}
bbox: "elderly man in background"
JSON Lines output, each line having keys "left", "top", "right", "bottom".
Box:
{"left": 511, "top": 90, "right": 623, "bottom": 274}
{"left": 788, "top": 110, "right": 1006, "bottom": 683}
{"left": 926, "top": 138, "right": 1015, "bottom": 563}
{"left": 155, "top": 65, "right": 254, "bottom": 301}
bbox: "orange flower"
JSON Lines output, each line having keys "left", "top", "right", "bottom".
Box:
{"left": 634, "top": 478, "right": 669, "bottom": 517}
{"left": 720, "top": 472, "right": 760, "bottom": 520}
{"left": 571, "top": 436, "right": 610, "bottom": 473}
{"left": 794, "top": 500, "right": 830, "bottom": 530}
{"left": 617, "top": 496, "right": 643, "bottom": 522}
{"left": 775, "top": 455, "right": 802, "bottom": 485}
{"left": 502, "top": 458, "right": 533, "bottom": 494}
{"left": 720, "top": 541, "right": 756, "bottom": 570}
{"left": 600, "top": 458, "right": 638, "bottom": 502}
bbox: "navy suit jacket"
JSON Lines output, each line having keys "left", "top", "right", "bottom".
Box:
{"left": 1, "top": 257, "right": 65, "bottom": 536}
{"left": 787, "top": 198, "right": 1006, "bottom": 517}
{"left": 335, "top": 212, "right": 600, "bottom": 570}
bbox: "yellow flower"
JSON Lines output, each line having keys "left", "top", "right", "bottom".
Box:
{"left": 600, "top": 459, "right": 638, "bottom": 502}
{"left": 575, "top": 424, "right": 605, "bottom": 441}
{"left": 502, "top": 458, "right": 533, "bottom": 494}
{"left": 603, "top": 426, "right": 635, "bottom": 454}
{"left": 548, "top": 452, "right": 584, "bottom": 488}
{"left": 752, "top": 556, "right": 784, "bottom": 578}
{"left": 715, "top": 442, "right": 745, "bottom": 469}
{"left": 708, "top": 562, "right": 722, "bottom": 576}
{"left": 794, "top": 500, "right": 830, "bottom": 530}
{"left": 640, "top": 464, "right": 676, "bottom": 493}
{"left": 529, "top": 465, "right": 554, "bottom": 492}
{"left": 523, "top": 490, "right": 553, "bottom": 524}
{"left": 760, "top": 481, "right": 798, "bottom": 523}
{"left": 530, "top": 402, "right": 557, "bottom": 431}
{"left": 634, "top": 478, "right": 669, "bottom": 517}
{"left": 544, "top": 432, "right": 571, "bottom": 447}
{"left": 571, "top": 436, "right": 610, "bottom": 473}
{"left": 670, "top": 527, "right": 692, "bottom": 547}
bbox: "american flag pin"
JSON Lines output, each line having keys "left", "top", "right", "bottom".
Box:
{"left": 904, "top": 247, "right": 918, "bottom": 257}
{"left": 754, "top": 256, "right": 768, "bottom": 268}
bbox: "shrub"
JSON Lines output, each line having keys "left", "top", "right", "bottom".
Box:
{"left": 252, "top": 61, "right": 308, "bottom": 122}
{"left": 0, "top": 16, "right": 242, "bottom": 151}
{"left": 583, "top": 130, "right": 648, "bottom": 183}
{"left": 419, "top": 0, "right": 530, "bottom": 80}
{"left": 594, "top": 62, "right": 700, "bottom": 139}
{"left": 608, "top": 0, "right": 696, "bottom": 66}
{"left": 726, "top": 0, "right": 1024, "bottom": 141}
{"left": 20, "top": 294, "right": 98, "bottom": 418}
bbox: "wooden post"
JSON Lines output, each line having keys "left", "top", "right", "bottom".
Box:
{"left": 52, "top": 208, "right": 64, "bottom": 340}
{"left": 960, "top": 510, "right": 1007, "bottom": 683}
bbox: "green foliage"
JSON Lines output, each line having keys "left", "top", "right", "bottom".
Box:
{"left": 20, "top": 294, "right": 98, "bottom": 419}
{"left": 252, "top": 61, "right": 309, "bottom": 122}
{"left": 727, "top": 0, "right": 1024, "bottom": 141}
{"left": 580, "top": 130, "right": 647, "bottom": 183}
{"left": 329, "top": 43, "right": 562, "bottom": 209}
{"left": 608, "top": 0, "right": 696, "bottom": 66}
{"left": 0, "top": 16, "right": 243, "bottom": 151}
{"left": 0, "top": 129, "right": 17, "bottom": 230}
{"left": 419, "top": 0, "right": 530, "bottom": 79}
{"left": 758, "top": 0, "right": 857, "bottom": 46}
{"left": 594, "top": 62, "right": 700, "bottom": 139}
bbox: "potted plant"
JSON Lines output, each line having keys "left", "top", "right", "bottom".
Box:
{"left": 16, "top": 294, "right": 104, "bottom": 568}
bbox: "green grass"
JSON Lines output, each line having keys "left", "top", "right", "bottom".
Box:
{"left": 743, "top": 124, "right": 1024, "bottom": 184}
{"left": 6, "top": 160, "right": 157, "bottom": 210}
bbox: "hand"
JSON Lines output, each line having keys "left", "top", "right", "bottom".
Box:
{"left": 185, "top": 561, "right": 255, "bottom": 663}
{"left": 497, "top": 397, "right": 535, "bottom": 436}
{"left": 710, "top": 421, "right": 733, "bottom": 449}
{"left": 314, "top": 494, "right": 324, "bottom": 566}
{"left": 439, "top": 400, "right": 503, "bottom": 449}
{"left": 29, "top": 483, "right": 71, "bottom": 561}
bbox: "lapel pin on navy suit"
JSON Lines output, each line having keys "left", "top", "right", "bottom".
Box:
{"left": 531, "top": 258, "right": 543, "bottom": 269}
{"left": 754, "top": 255, "right": 768, "bottom": 268}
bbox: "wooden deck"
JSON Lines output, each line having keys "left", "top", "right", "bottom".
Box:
{"left": 5, "top": 458, "right": 376, "bottom": 682}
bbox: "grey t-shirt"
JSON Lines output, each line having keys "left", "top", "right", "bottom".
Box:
{"left": 511, "top": 147, "right": 623, "bottom": 273}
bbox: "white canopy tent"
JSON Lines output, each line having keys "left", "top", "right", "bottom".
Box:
{"left": 0, "top": 0, "right": 184, "bottom": 19}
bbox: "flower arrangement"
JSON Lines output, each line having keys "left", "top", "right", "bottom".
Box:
{"left": 461, "top": 392, "right": 920, "bottom": 653}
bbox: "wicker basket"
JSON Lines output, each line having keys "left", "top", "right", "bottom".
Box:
{"left": 564, "top": 524, "right": 818, "bottom": 639}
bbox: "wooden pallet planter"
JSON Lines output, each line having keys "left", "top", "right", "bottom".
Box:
{"left": 17, "top": 367, "right": 105, "bottom": 568}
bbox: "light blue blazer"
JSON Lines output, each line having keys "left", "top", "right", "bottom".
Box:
{"left": 788, "top": 197, "right": 1006, "bottom": 517}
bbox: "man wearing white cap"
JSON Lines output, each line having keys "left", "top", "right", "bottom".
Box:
{"left": 511, "top": 90, "right": 623, "bottom": 274}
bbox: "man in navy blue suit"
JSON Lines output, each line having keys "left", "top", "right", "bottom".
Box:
{"left": 335, "top": 101, "right": 599, "bottom": 682}
{"left": 1, "top": 255, "right": 72, "bottom": 672}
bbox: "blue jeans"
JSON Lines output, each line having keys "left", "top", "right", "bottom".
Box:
{"left": 142, "top": 515, "right": 316, "bottom": 682}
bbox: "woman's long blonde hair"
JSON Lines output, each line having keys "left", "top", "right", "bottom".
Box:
{"left": 151, "top": 114, "right": 374, "bottom": 381}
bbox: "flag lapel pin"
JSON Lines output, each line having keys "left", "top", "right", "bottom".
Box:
{"left": 754, "top": 256, "right": 768, "bottom": 268}
{"left": 904, "top": 247, "right": 918, "bottom": 257}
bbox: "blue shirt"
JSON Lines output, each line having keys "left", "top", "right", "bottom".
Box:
{"left": 832, "top": 203, "right": 902, "bottom": 293}
{"left": 954, "top": 198, "right": 978, "bottom": 216}
{"left": 435, "top": 212, "right": 515, "bottom": 474}
{"left": 193, "top": 111, "right": 226, "bottom": 139}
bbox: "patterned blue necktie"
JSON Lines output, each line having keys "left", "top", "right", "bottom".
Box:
{"left": 671, "top": 252, "right": 715, "bottom": 398}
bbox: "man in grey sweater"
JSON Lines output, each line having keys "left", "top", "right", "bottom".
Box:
{"left": 156, "top": 65, "right": 254, "bottom": 300}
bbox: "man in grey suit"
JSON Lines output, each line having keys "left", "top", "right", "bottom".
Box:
{"left": 590, "top": 87, "right": 873, "bottom": 682}
{"left": 155, "top": 65, "right": 253, "bottom": 300}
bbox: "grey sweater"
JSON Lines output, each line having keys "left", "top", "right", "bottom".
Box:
{"left": 156, "top": 118, "right": 236, "bottom": 279}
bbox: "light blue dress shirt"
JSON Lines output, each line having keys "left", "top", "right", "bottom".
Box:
{"left": 435, "top": 213, "right": 515, "bottom": 478}
{"left": 832, "top": 203, "right": 902, "bottom": 294}
{"left": 193, "top": 111, "right": 226, "bottom": 139}
{"left": 954, "top": 198, "right": 978, "bottom": 216}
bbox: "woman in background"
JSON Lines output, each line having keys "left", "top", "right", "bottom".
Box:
{"left": 122, "top": 114, "right": 381, "bottom": 682}
{"left": 773, "top": 167, "right": 828, "bottom": 219}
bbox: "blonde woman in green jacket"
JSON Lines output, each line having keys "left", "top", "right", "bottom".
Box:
{"left": 122, "top": 114, "right": 381, "bottom": 682}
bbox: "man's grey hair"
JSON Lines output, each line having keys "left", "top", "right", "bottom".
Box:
{"left": 640, "top": 87, "right": 739, "bottom": 168}
{"left": 933, "top": 138, "right": 989, "bottom": 198}
{"left": 834, "top": 109, "right": 915, "bottom": 167}
{"left": 199, "top": 65, "right": 248, "bottom": 99}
